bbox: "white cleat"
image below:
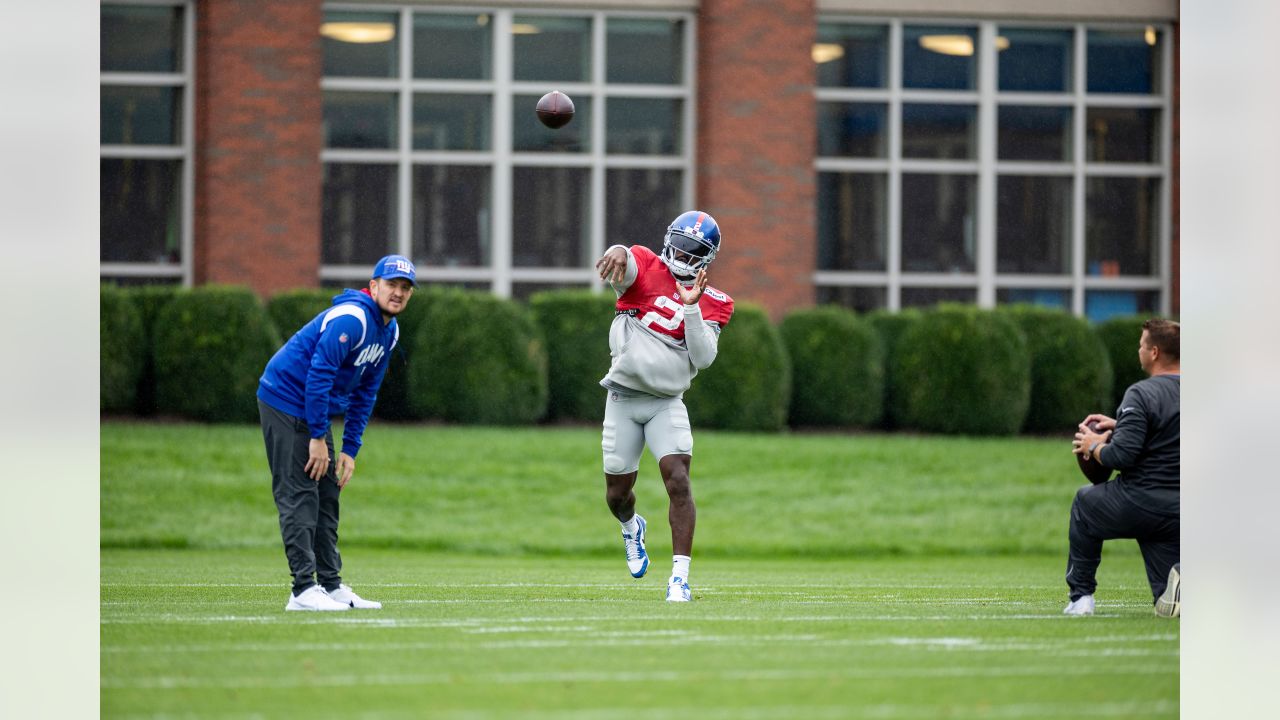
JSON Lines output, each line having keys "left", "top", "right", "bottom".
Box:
{"left": 1154, "top": 563, "right": 1180, "bottom": 618}
{"left": 666, "top": 576, "right": 692, "bottom": 603}
{"left": 329, "top": 583, "right": 383, "bottom": 609}
{"left": 1063, "top": 595, "right": 1095, "bottom": 616}
{"left": 285, "top": 584, "right": 351, "bottom": 612}
{"left": 623, "top": 514, "right": 649, "bottom": 578}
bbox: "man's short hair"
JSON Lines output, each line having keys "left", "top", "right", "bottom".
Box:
{"left": 1142, "top": 318, "right": 1179, "bottom": 361}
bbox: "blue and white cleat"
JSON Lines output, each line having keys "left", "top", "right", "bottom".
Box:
{"left": 666, "top": 576, "right": 691, "bottom": 602}
{"left": 623, "top": 514, "right": 649, "bottom": 578}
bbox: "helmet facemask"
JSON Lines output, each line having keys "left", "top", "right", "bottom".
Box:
{"left": 661, "top": 230, "right": 718, "bottom": 283}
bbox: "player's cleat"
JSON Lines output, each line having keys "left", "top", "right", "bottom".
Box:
{"left": 1063, "top": 595, "right": 1095, "bottom": 616}
{"left": 622, "top": 514, "right": 649, "bottom": 578}
{"left": 285, "top": 584, "right": 351, "bottom": 612}
{"left": 1154, "top": 563, "right": 1180, "bottom": 618}
{"left": 328, "top": 583, "right": 383, "bottom": 609}
{"left": 666, "top": 576, "right": 692, "bottom": 602}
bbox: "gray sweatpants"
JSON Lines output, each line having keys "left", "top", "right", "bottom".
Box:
{"left": 259, "top": 399, "right": 343, "bottom": 596}
{"left": 1066, "top": 480, "right": 1178, "bottom": 604}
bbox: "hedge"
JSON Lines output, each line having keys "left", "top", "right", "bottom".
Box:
{"left": 893, "top": 305, "right": 1030, "bottom": 435}
{"left": 129, "top": 285, "right": 182, "bottom": 416}
{"left": 684, "top": 303, "right": 791, "bottom": 432}
{"left": 780, "top": 306, "right": 884, "bottom": 427}
{"left": 528, "top": 290, "right": 617, "bottom": 422}
{"left": 409, "top": 289, "right": 548, "bottom": 424}
{"left": 100, "top": 284, "right": 145, "bottom": 414}
{"left": 1094, "top": 315, "right": 1152, "bottom": 410}
{"left": 999, "top": 305, "right": 1113, "bottom": 433}
{"left": 152, "top": 285, "right": 281, "bottom": 422}
{"left": 865, "top": 308, "right": 924, "bottom": 429}
{"left": 374, "top": 285, "right": 449, "bottom": 421}
{"left": 266, "top": 288, "right": 336, "bottom": 344}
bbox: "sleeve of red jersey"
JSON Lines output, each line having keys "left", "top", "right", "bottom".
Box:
{"left": 630, "top": 245, "right": 658, "bottom": 264}
{"left": 699, "top": 287, "right": 734, "bottom": 327}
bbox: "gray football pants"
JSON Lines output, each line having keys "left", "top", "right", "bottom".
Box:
{"left": 258, "top": 399, "right": 343, "bottom": 596}
{"left": 1066, "top": 481, "right": 1178, "bottom": 603}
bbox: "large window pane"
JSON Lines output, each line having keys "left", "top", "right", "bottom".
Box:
{"left": 606, "top": 98, "right": 681, "bottom": 155}
{"left": 902, "top": 104, "right": 977, "bottom": 159}
{"left": 101, "top": 158, "right": 182, "bottom": 263}
{"left": 1086, "top": 177, "right": 1159, "bottom": 276}
{"left": 101, "top": 86, "right": 180, "bottom": 145}
{"left": 815, "top": 23, "right": 888, "bottom": 89}
{"left": 818, "top": 172, "right": 887, "bottom": 271}
{"left": 998, "top": 28, "right": 1072, "bottom": 92}
{"left": 1085, "top": 290, "right": 1160, "bottom": 323}
{"left": 817, "top": 102, "right": 887, "bottom": 158}
{"left": 323, "top": 163, "right": 397, "bottom": 265}
{"left": 322, "top": 11, "right": 398, "bottom": 78}
{"left": 513, "top": 16, "right": 591, "bottom": 82}
{"left": 903, "top": 26, "right": 977, "bottom": 90}
{"left": 1087, "top": 108, "right": 1159, "bottom": 163}
{"left": 817, "top": 286, "right": 886, "bottom": 313}
{"left": 101, "top": 5, "right": 183, "bottom": 73}
{"left": 514, "top": 94, "right": 592, "bottom": 152}
{"left": 607, "top": 18, "right": 683, "bottom": 85}
{"left": 413, "top": 165, "right": 491, "bottom": 267}
{"left": 606, "top": 169, "right": 683, "bottom": 253}
{"left": 901, "top": 286, "right": 976, "bottom": 308}
{"left": 512, "top": 167, "right": 591, "bottom": 267}
{"left": 414, "top": 13, "right": 492, "bottom": 80}
{"left": 997, "top": 175, "right": 1072, "bottom": 274}
{"left": 901, "top": 174, "right": 976, "bottom": 273}
{"left": 998, "top": 288, "right": 1070, "bottom": 310}
{"left": 998, "top": 105, "right": 1072, "bottom": 161}
{"left": 1088, "top": 29, "right": 1162, "bottom": 94}
{"left": 414, "top": 94, "right": 491, "bottom": 151}
{"left": 324, "top": 91, "right": 397, "bottom": 149}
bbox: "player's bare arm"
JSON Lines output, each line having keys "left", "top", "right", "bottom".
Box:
{"left": 596, "top": 246, "right": 628, "bottom": 283}
{"left": 676, "top": 268, "right": 708, "bottom": 305}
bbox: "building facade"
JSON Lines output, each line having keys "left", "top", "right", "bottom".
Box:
{"left": 101, "top": 0, "right": 1179, "bottom": 320}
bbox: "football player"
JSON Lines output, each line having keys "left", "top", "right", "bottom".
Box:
{"left": 594, "top": 210, "right": 734, "bottom": 602}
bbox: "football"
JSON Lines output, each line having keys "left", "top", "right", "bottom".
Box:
{"left": 1076, "top": 420, "right": 1113, "bottom": 484}
{"left": 536, "top": 91, "right": 575, "bottom": 129}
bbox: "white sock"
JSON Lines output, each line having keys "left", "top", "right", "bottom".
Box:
{"left": 672, "top": 555, "right": 691, "bottom": 581}
{"left": 620, "top": 515, "right": 639, "bottom": 536}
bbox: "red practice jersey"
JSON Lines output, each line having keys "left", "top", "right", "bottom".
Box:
{"left": 615, "top": 245, "right": 734, "bottom": 341}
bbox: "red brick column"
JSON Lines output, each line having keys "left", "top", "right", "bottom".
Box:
{"left": 195, "top": 0, "right": 323, "bottom": 296}
{"left": 697, "top": 0, "right": 817, "bottom": 319}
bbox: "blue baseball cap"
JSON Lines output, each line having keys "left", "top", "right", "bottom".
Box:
{"left": 372, "top": 255, "right": 417, "bottom": 285}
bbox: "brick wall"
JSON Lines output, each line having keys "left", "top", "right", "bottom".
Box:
{"left": 697, "top": 0, "right": 817, "bottom": 320}
{"left": 195, "top": 0, "right": 323, "bottom": 296}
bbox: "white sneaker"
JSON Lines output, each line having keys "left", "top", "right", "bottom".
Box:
{"left": 666, "top": 576, "right": 692, "bottom": 602}
{"left": 1063, "top": 595, "right": 1095, "bottom": 616}
{"left": 328, "top": 583, "right": 383, "bottom": 609}
{"left": 622, "top": 514, "right": 649, "bottom": 578}
{"left": 285, "top": 584, "right": 351, "bottom": 612}
{"left": 1154, "top": 563, "right": 1180, "bottom": 618}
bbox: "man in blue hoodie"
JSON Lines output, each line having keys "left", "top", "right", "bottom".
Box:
{"left": 257, "top": 255, "right": 415, "bottom": 611}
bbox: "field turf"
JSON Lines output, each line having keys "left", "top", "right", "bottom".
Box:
{"left": 101, "top": 422, "right": 1178, "bottom": 718}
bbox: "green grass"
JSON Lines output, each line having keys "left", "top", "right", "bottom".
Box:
{"left": 101, "top": 422, "right": 1176, "bottom": 718}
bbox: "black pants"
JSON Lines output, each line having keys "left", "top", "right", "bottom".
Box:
{"left": 1066, "top": 481, "right": 1178, "bottom": 603}
{"left": 259, "top": 399, "right": 342, "bottom": 596}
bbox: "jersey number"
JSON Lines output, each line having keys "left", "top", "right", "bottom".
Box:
{"left": 641, "top": 295, "right": 684, "bottom": 332}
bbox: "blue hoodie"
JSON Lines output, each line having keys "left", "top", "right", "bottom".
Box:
{"left": 257, "top": 289, "right": 399, "bottom": 458}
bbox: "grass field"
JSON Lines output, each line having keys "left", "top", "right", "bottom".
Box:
{"left": 101, "top": 422, "right": 1177, "bottom": 718}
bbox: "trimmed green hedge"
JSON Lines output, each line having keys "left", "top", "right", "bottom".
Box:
{"left": 866, "top": 308, "right": 924, "bottom": 429}
{"left": 528, "top": 290, "right": 617, "bottom": 422}
{"left": 780, "top": 306, "right": 884, "bottom": 427}
{"left": 100, "top": 285, "right": 145, "bottom": 414}
{"left": 684, "top": 303, "right": 791, "bottom": 432}
{"left": 374, "top": 286, "right": 448, "bottom": 421}
{"left": 152, "top": 286, "right": 281, "bottom": 422}
{"left": 999, "top": 305, "right": 1113, "bottom": 433}
{"left": 266, "top": 289, "right": 335, "bottom": 343}
{"left": 893, "top": 305, "right": 1030, "bottom": 435}
{"left": 130, "top": 285, "right": 182, "bottom": 416}
{"left": 409, "top": 289, "right": 548, "bottom": 424}
{"left": 1094, "top": 315, "right": 1151, "bottom": 410}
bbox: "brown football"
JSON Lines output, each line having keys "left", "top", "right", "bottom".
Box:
{"left": 1076, "top": 420, "right": 1112, "bottom": 484}
{"left": 536, "top": 91, "right": 575, "bottom": 129}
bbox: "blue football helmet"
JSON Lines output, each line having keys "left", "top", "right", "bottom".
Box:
{"left": 661, "top": 210, "right": 721, "bottom": 280}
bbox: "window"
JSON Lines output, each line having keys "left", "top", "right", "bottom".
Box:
{"left": 321, "top": 8, "right": 693, "bottom": 296}
{"left": 100, "top": 2, "right": 193, "bottom": 283}
{"left": 815, "top": 19, "right": 1171, "bottom": 318}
